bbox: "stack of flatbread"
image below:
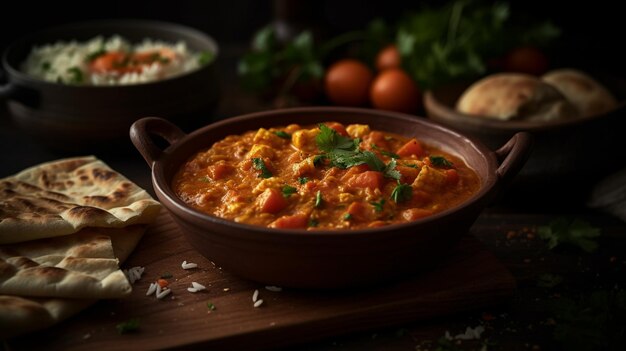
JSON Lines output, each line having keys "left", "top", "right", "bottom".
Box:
{"left": 0, "top": 156, "right": 161, "bottom": 338}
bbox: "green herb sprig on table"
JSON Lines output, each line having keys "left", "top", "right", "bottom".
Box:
{"left": 538, "top": 217, "right": 601, "bottom": 253}
{"left": 548, "top": 290, "right": 626, "bottom": 351}
{"left": 116, "top": 318, "right": 140, "bottom": 334}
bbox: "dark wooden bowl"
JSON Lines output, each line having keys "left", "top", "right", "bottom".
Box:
{"left": 130, "top": 107, "right": 531, "bottom": 289}
{"left": 424, "top": 77, "right": 626, "bottom": 207}
{"left": 0, "top": 19, "right": 219, "bottom": 150}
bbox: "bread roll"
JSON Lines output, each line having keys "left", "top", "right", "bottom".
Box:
{"left": 542, "top": 68, "right": 618, "bottom": 117}
{"left": 456, "top": 73, "right": 578, "bottom": 121}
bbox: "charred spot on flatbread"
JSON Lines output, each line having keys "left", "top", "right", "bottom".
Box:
{"left": 92, "top": 168, "right": 117, "bottom": 181}
{"left": 9, "top": 257, "right": 40, "bottom": 269}
{"left": 0, "top": 259, "right": 17, "bottom": 278}
{"left": 66, "top": 206, "right": 111, "bottom": 220}
{"left": 19, "top": 266, "right": 69, "bottom": 283}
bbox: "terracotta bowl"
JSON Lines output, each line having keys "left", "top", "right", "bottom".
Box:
{"left": 130, "top": 107, "right": 531, "bottom": 289}
{"left": 424, "top": 78, "right": 626, "bottom": 206}
{"left": 0, "top": 19, "right": 219, "bottom": 150}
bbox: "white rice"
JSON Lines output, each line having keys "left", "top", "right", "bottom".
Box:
{"left": 156, "top": 288, "right": 171, "bottom": 299}
{"left": 21, "top": 35, "right": 212, "bottom": 86}
{"left": 191, "top": 282, "right": 206, "bottom": 291}
{"left": 181, "top": 260, "right": 198, "bottom": 269}
{"left": 265, "top": 286, "right": 282, "bottom": 292}
{"left": 146, "top": 283, "right": 157, "bottom": 296}
{"left": 187, "top": 287, "right": 198, "bottom": 293}
{"left": 252, "top": 289, "right": 259, "bottom": 302}
{"left": 253, "top": 299, "right": 264, "bottom": 308}
{"left": 123, "top": 266, "right": 144, "bottom": 284}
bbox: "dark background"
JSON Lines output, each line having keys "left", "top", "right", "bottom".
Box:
{"left": 1, "top": 0, "right": 625, "bottom": 76}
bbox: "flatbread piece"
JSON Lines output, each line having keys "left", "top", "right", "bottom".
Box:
{"left": 0, "top": 156, "right": 161, "bottom": 244}
{"left": 0, "top": 224, "right": 147, "bottom": 338}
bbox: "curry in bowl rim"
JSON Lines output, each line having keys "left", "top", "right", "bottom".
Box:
{"left": 132, "top": 106, "right": 531, "bottom": 237}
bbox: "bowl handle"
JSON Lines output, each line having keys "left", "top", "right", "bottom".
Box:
{"left": 130, "top": 117, "right": 187, "bottom": 167}
{"left": 494, "top": 132, "right": 533, "bottom": 186}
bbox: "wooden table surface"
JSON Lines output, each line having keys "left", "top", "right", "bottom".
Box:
{"left": 2, "top": 46, "right": 626, "bottom": 350}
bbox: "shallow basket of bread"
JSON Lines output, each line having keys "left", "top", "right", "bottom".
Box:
{"left": 423, "top": 68, "right": 626, "bottom": 202}
{"left": 0, "top": 156, "right": 161, "bottom": 338}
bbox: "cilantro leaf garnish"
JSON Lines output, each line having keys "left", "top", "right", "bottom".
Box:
{"left": 382, "top": 159, "right": 401, "bottom": 181}
{"left": 343, "top": 213, "right": 352, "bottom": 220}
{"left": 429, "top": 155, "right": 453, "bottom": 168}
{"left": 315, "top": 124, "right": 399, "bottom": 176}
{"left": 298, "top": 177, "right": 309, "bottom": 184}
{"left": 538, "top": 217, "right": 601, "bottom": 253}
{"left": 85, "top": 48, "right": 106, "bottom": 62}
{"left": 313, "top": 154, "right": 327, "bottom": 167}
{"left": 274, "top": 131, "right": 291, "bottom": 139}
{"left": 116, "top": 318, "right": 140, "bottom": 334}
{"left": 391, "top": 182, "right": 412, "bottom": 203}
{"left": 370, "top": 199, "right": 385, "bottom": 212}
{"left": 316, "top": 124, "right": 358, "bottom": 153}
{"left": 330, "top": 149, "right": 383, "bottom": 170}
{"left": 66, "top": 67, "right": 83, "bottom": 84}
{"left": 308, "top": 219, "right": 319, "bottom": 227}
{"left": 371, "top": 143, "right": 400, "bottom": 159}
{"left": 315, "top": 190, "right": 323, "bottom": 207}
{"left": 282, "top": 185, "right": 297, "bottom": 198}
{"left": 252, "top": 158, "right": 272, "bottom": 178}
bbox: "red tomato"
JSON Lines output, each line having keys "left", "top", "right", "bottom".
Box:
{"left": 502, "top": 46, "right": 549, "bottom": 76}
{"left": 324, "top": 59, "right": 373, "bottom": 106}
{"left": 375, "top": 44, "right": 401, "bottom": 71}
{"left": 370, "top": 69, "right": 420, "bottom": 113}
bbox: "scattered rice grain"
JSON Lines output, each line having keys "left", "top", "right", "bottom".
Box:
{"left": 253, "top": 299, "right": 264, "bottom": 308}
{"left": 253, "top": 289, "right": 259, "bottom": 302}
{"left": 191, "top": 282, "right": 206, "bottom": 291}
{"left": 156, "top": 288, "right": 171, "bottom": 299}
{"left": 187, "top": 287, "right": 198, "bottom": 293}
{"left": 265, "top": 286, "right": 282, "bottom": 292}
{"left": 146, "top": 283, "right": 157, "bottom": 296}
{"left": 124, "top": 266, "right": 145, "bottom": 284}
{"left": 156, "top": 284, "right": 162, "bottom": 296}
{"left": 181, "top": 260, "right": 198, "bottom": 269}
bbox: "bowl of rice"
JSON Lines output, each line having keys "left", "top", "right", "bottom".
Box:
{"left": 0, "top": 19, "right": 219, "bottom": 149}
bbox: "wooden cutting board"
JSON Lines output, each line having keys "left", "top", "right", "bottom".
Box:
{"left": 9, "top": 212, "right": 516, "bottom": 350}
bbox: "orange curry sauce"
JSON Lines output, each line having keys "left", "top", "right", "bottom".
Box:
{"left": 173, "top": 122, "right": 480, "bottom": 230}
